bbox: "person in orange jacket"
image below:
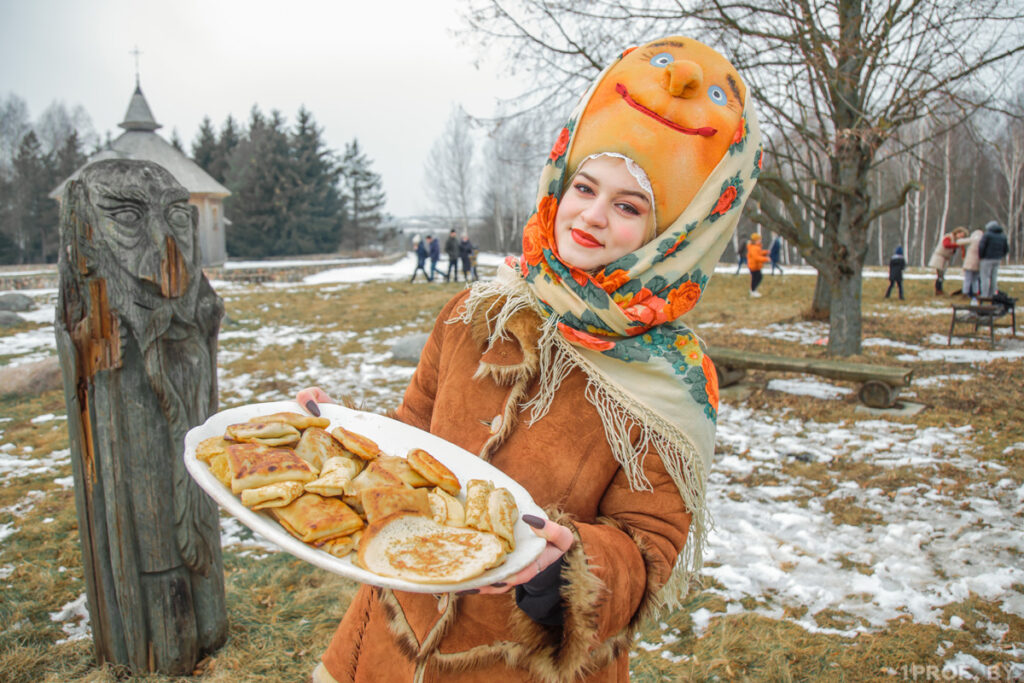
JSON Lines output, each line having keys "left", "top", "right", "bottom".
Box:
{"left": 746, "top": 233, "right": 769, "bottom": 297}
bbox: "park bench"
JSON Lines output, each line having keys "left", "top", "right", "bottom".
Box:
{"left": 948, "top": 297, "right": 1016, "bottom": 348}
{"left": 706, "top": 345, "right": 913, "bottom": 409}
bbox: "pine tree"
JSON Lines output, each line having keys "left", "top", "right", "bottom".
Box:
{"left": 211, "top": 115, "right": 241, "bottom": 184}
{"left": 11, "top": 131, "right": 59, "bottom": 263}
{"left": 191, "top": 116, "right": 218, "bottom": 174}
{"left": 291, "top": 107, "right": 345, "bottom": 252}
{"left": 225, "top": 109, "right": 298, "bottom": 257}
{"left": 340, "top": 138, "right": 387, "bottom": 250}
{"left": 170, "top": 128, "right": 185, "bottom": 153}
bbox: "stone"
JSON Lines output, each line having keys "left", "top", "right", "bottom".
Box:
{"left": 0, "top": 310, "right": 22, "bottom": 327}
{"left": 0, "top": 292, "right": 33, "bottom": 312}
{"left": 0, "top": 357, "right": 62, "bottom": 397}
{"left": 390, "top": 333, "right": 429, "bottom": 364}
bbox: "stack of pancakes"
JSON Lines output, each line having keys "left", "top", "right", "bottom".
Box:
{"left": 196, "top": 412, "right": 518, "bottom": 584}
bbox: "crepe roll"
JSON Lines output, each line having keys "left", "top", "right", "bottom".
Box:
{"left": 487, "top": 488, "right": 518, "bottom": 553}
{"left": 225, "top": 421, "right": 301, "bottom": 447}
{"left": 253, "top": 411, "right": 330, "bottom": 430}
{"left": 376, "top": 455, "right": 432, "bottom": 488}
{"left": 407, "top": 448, "right": 460, "bottom": 496}
{"left": 331, "top": 426, "right": 381, "bottom": 461}
{"left": 343, "top": 459, "right": 409, "bottom": 509}
{"left": 304, "top": 456, "right": 363, "bottom": 497}
{"left": 429, "top": 487, "right": 466, "bottom": 527}
{"left": 361, "top": 486, "right": 432, "bottom": 525}
{"left": 295, "top": 427, "right": 348, "bottom": 471}
{"left": 240, "top": 481, "right": 306, "bottom": 510}
{"left": 313, "top": 531, "right": 361, "bottom": 558}
{"left": 271, "top": 493, "right": 364, "bottom": 543}
{"left": 226, "top": 443, "right": 317, "bottom": 494}
{"left": 464, "top": 479, "right": 494, "bottom": 532}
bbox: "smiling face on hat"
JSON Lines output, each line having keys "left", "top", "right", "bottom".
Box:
{"left": 567, "top": 38, "right": 746, "bottom": 233}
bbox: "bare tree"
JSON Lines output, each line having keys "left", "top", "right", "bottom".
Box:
{"left": 479, "top": 114, "right": 546, "bottom": 252}
{"left": 973, "top": 88, "right": 1024, "bottom": 262}
{"left": 424, "top": 106, "right": 476, "bottom": 233}
{"left": 460, "top": 0, "right": 1024, "bottom": 355}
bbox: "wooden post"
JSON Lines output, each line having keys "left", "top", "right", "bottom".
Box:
{"left": 56, "top": 159, "right": 227, "bottom": 674}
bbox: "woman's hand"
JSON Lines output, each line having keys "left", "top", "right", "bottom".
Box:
{"left": 470, "top": 515, "right": 574, "bottom": 595}
{"left": 295, "top": 386, "right": 334, "bottom": 416}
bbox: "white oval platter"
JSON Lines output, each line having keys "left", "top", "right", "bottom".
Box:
{"left": 183, "top": 400, "right": 547, "bottom": 593}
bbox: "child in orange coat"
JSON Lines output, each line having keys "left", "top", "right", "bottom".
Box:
{"left": 746, "top": 233, "right": 769, "bottom": 297}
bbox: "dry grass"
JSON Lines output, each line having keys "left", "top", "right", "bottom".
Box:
{"left": 1, "top": 263, "right": 1021, "bottom": 681}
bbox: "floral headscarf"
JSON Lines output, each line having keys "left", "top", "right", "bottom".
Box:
{"left": 462, "top": 36, "right": 761, "bottom": 605}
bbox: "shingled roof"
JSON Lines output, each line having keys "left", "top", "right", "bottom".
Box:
{"left": 51, "top": 82, "right": 229, "bottom": 199}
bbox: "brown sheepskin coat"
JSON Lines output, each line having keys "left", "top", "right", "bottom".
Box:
{"left": 316, "top": 290, "right": 693, "bottom": 683}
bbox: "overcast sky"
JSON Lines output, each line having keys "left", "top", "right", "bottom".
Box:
{"left": 0, "top": 0, "right": 517, "bottom": 216}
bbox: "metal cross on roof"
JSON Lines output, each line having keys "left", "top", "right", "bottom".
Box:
{"left": 130, "top": 45, "right": 143, "bottom": 86}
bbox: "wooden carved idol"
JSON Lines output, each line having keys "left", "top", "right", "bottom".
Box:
{"left": 56, "top": 159, "right": 227, "bottom": 673}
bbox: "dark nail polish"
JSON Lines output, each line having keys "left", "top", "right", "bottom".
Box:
{"left": 305, "top": 399, "right": 320, "bottom": 417}
{"left": 456, "top": 588, "right": 479, "bottom": 596}
{"left": 522, "top": 514, "right": 545, "bottom": 529}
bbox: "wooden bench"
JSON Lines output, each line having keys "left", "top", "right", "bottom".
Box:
{"left": 948, "top": 298, "right": 1016, "bottom": 347}
{"left": 706, "top": 345, "right": 914, "bottom": 409}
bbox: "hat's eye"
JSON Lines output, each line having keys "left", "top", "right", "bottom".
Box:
{"left": 650, "top": 52, "right": 674, "bottom": 68}
{"left": 708, "top": 85, "right": 728, "bottom": 106}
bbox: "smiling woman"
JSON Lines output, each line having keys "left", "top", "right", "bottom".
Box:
{"left": 305, "top": 35, "right": 761, "bottom": 683}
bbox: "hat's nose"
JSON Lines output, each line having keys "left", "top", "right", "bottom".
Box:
{"left": 660, "top": 60, "right": 704, "bottom": 98}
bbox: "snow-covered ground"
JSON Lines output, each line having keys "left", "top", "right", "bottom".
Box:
{"left": 1, "top": 255, "right": 1021, "bottom": 677}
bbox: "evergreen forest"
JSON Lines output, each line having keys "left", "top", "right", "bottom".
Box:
{"left": 0, "top": 95, "right": 390, "bottom": 263}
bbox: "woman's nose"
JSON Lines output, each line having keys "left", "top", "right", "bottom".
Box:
{"left": 580, "top": 201, "right": 609, "bottom": 227}
{"left": 661, "top": 60, "right": 704, "bottom": 98}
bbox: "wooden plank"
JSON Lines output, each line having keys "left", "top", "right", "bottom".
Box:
{"left": 706, "top": 346, "right": 913, "bottom": 386}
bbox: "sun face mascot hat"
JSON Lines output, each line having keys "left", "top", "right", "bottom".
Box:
{"left": 460, "top": 36, "right": 761, "bottom": 606}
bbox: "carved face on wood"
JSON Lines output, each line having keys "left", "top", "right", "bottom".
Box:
{"left": 73, "top": 159, "right": 196, "bottom": 301}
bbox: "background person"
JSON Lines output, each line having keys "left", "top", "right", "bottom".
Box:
{"left": 459, "top": 233, "right": 476, "bottom": 282}
{"left": 444, "top": 229, "right": 460, "bottom": 282}
{"left": 746, "top": 233, "right": 769, "bottom": 296}
{"left": 885, "top": 245, "right": 906, "bottom": 300}
{"left": 959, "top": 228, "right": 984, "bottom": 299}
{"left": 978, "top": 220, "right": 1009, "bottom": 298}
{"left": 427, "top": 234, "right": 441, "bottom": 281}
{"left": 927, "top": 227, "right": 969, "bottom": 296}
{"left": 409, "top": 235, "right": 430, "bottom": 283}
{"left": 769, "top": 235, "right": 784, "bottom": 275}
{"left": 302, "top": 35, "right": 761, "bottom": 683}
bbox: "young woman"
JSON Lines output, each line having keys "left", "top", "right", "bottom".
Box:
{"left": 302, "top": 36, "right": 761, "bottom": 682}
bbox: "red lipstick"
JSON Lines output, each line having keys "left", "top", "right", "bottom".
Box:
{"left": 571, "top": 229, "right": 602, "bottom": 248}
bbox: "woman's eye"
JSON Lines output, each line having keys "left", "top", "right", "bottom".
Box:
{"left": 574, "top": 183, "right": 595, "bottom": 195}
{"left": 708, "top": 85, "right": 728, "bottom": 106}
{"left": 617, "top": 202, "right": 640, "bottom": 216}
{"left": 650, "top": 52, "right": 674, "bottom": 68}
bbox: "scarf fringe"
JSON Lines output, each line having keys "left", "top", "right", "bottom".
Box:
{"left": 457, "top": 276, "right": 709, "bottom": 612}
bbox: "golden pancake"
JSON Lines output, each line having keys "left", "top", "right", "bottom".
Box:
{"left": 407, "top": 448, "right": 460, "bottom": 496}
{"left": 226, "top": 443, "right": 317, "bottom": 494}
{"left": 358, "top": 512, "right": 506, "bottom": 584}
{"left": 240, "top": 481, "right": 306, "bottom": 510}
{"left": 271, "top": 492, "right": 364, "bottom": 543}
{"left": 331, "top": 426, "right": 381, "bottom": 460}
{"left": 225, "top": 421, "right": 301, "bottom": 447}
